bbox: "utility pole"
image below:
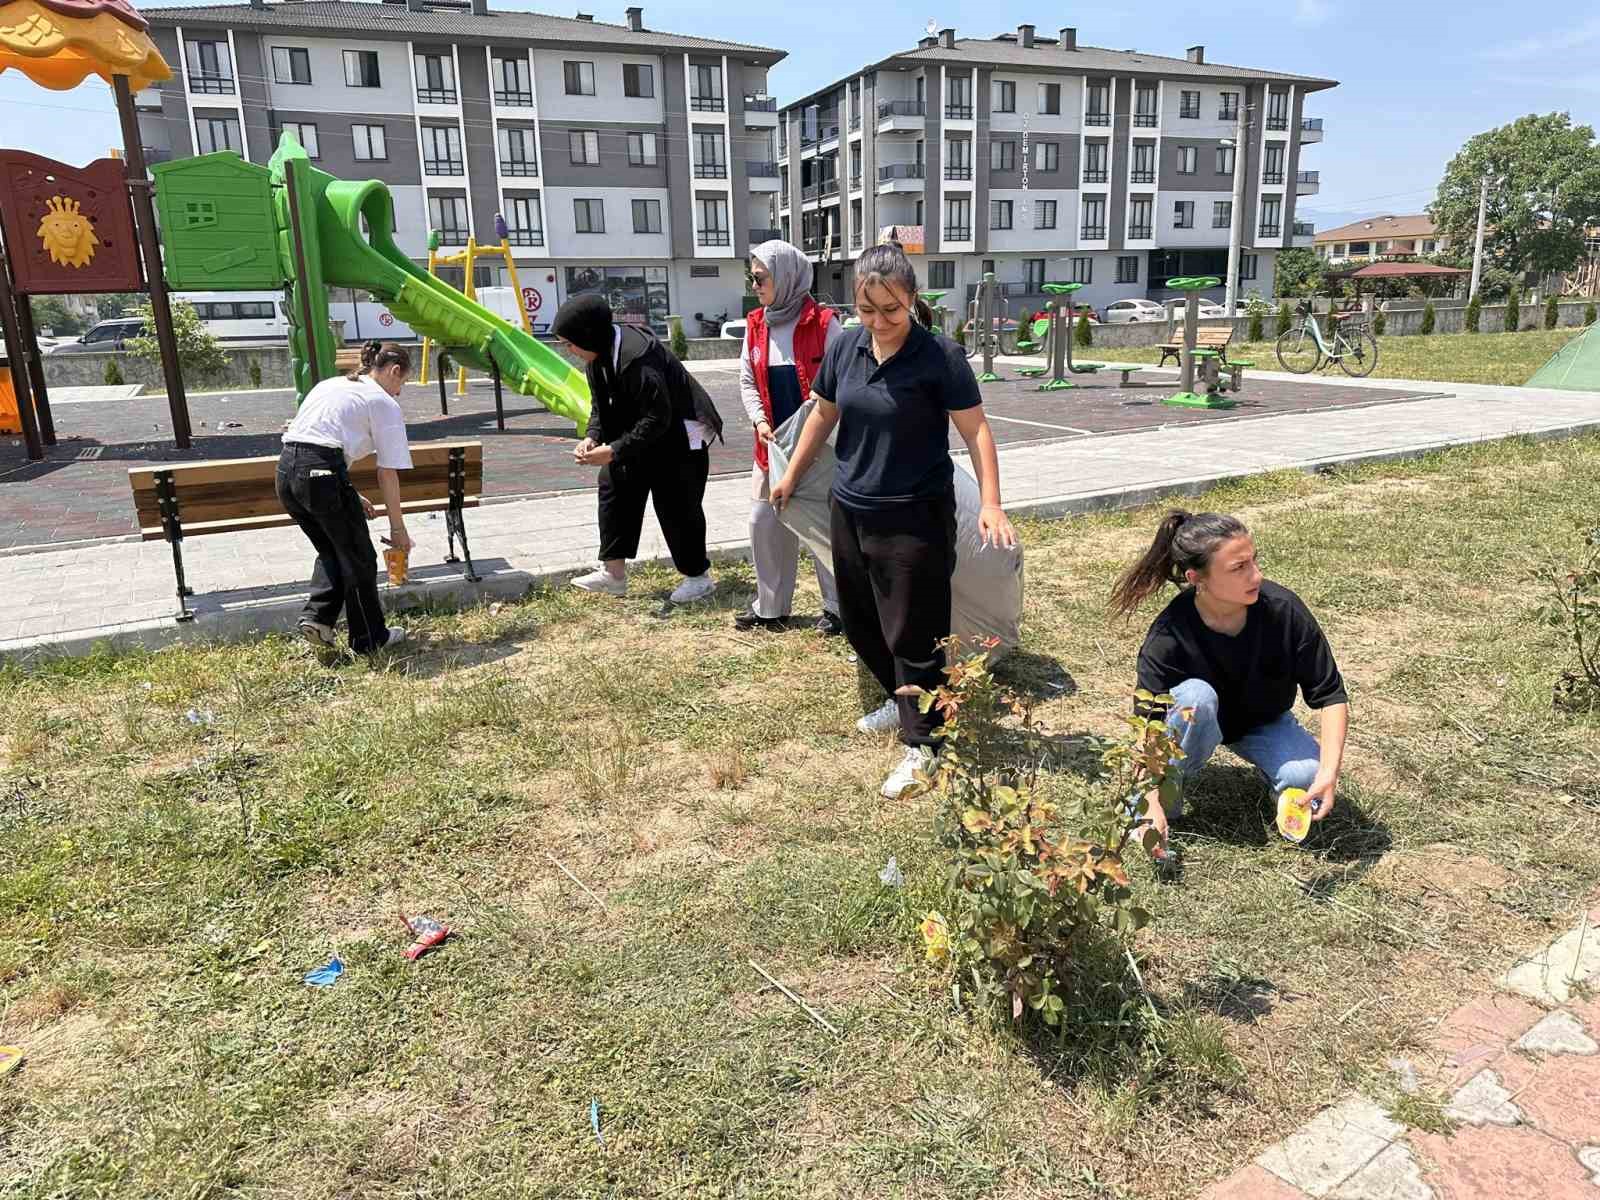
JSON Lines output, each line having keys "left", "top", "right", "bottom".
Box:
{"left": 1223, "top": 100, "right": 1251, "bottom": 315}
{"left": 1469, "top": 172, "right": 1489, "bottom": 298}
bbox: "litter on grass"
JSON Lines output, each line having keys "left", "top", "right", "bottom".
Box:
{"left": 0, "top": 1046, "right": 23, "bottom": 1077}
{"left": 400, "top": 913, "right": 451, "bottom": 961}
{"left": 878, "top": 857, "right": 905, "bottom": 888}
{"left": 303, "top": 956, "right": 344, "bottom": 987}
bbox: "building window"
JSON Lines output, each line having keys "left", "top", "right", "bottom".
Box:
{"left": 1033, "top": 141, "right": 1059, "bottom": 172}
{"left": 195, "top": 116, "right": 240, "bottom": 154}
{"left": 1240, "top": 253, "right": 1258, "bottom": 280}
{"left": 632, "top": 198, "right": 662, "bottom": 234}
{"left": 574, "top": 198, "right": 605, "bottom": 233}
{"left": 563, "top": 60, "right": 595, "bottom": 95}
{"left": 1422, "top": 239, "right": 1437, "bottom": 254}
{"left": 1263, "top": 143, "right": 1285, "bottom": 185}
{"left": 990, "top": 200, "right": 1013, "bottom": 230}
{"left": 1179, "top": 90, "right": 1200, "bottom": 118}
{"left": 413, "top": 52, "right": 456, "bottom": 103}
{"left": 944, "top": 138, "right": 972, "bottom": 179}
{"left": 569, "top": 130, "right": 599, "bottom": 165}
{"left": 691, "top": 63, "right": 724, "bottom": 111}
{"left": 421, "top": 125, "right": 463, "bottom": 175}
{"left": 1348, "top": 241, "right": 1370, "bottom": 256}
{"left": 498, "top": 127, "right": 537, "bottom": 175}
{"left": 694, "top": 130, "right": 726, "bottom": 178}
{"left": 343, "top": 49, "right": 380, "bottom": 88}
{"left": 1085, "top": 81, "right": 1109, "bottom": 124}
{"left": 1131, "top": 143, "right": 1155, "bottom": 184}
{"left": 993, "top": 79, "right": 1015, "bottom": 113}
{"left": 271, "top": 46, "right": 310, "bottom": 85}
{"left": 1212, "top": 199, "right": 1232, "bottom": 229}
{"left": 428, "top": 195, "right": 469, "bottom": 241}
{"left": 1134, "top": 85, "right": 1157, "bottom": 127}
{"left": 697, "top": 196, "right": 730, "bottom": 245}
{"left": 493, "top": 55, "right": 532, "bottom": 105}
{"left": 944, "top": 197, "right": 971, "bottom": 241}
{"left": 185, "top": 39, "right": 233, "bottom": 93}
{"left": 1176, "top": 145, "right": 1197, "bottom": 174}
{"left": 506, "top": 195, "right": 543, "bottom": 246}
{"left": 352, "top": 123, "right": 386, "bottom": 161}
{"left": 1023, "top": 258, "right": 1046, "bottom": 290}
{"left": 623, "top": 63, "right": 654, "bottom": 98}
{"left": 1072, "top": 256, "right": 1093, "bottom": 284}
{"left": 1259, "top": 197, "right": 1282, "bottom": 238}
{"left": 945, "top": 75, "right": 972, "bottom": 120}
{"left": 1081, "top": 196, "right": 1105, "bottom": 239}
{"left": 1035, "top": 199, "right": 1056, "bottom": 229}
{"left": 1173, "top": 200, "right": 1194, "bottom": 229}
{"left": 928, "top": 261, "right": 955, "bottom": 289}
{"left": 1266, "top": 91, "right": 1289, "bottom": 129}
{"left": 1216, "top": 145, "right": 1235, "bottom": 175}
{"left": 281, "top": 121, "right": 319, "bottom": 157}
{"left": 1129, "top": 197, "right": 1153, "bottom": 240}
{"left": 1219, "top": 91, "right": 1239, "bottom": 121}
{"left": 990, "top": 139, "right": 1015, "bottom": 171}
{"left": 1038, "top": 82, "right": 1061, "bottom": 115}
{"left": 1083, "top": 141, "right": 1107, "bottom": 183}
{"left": 1116, "top": 255, "right": 1139, "bottom": 284}
{"left": 628, "top": 132, "right": 658, "bottom": 166}
{"left": 850, "top": 144, "right": 862, "bottom": 186}
{"left": 1375, "top": 240, "right": 1390, "bottom": 254}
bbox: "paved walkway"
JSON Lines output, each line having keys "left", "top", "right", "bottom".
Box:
{"left": 1202, "top": 902, "right": 1600, "bottom": 1199}
{"left": 2, "top": 368, "right": 1598, "bottom": 657}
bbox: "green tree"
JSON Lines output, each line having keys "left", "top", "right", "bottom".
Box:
{"left": 1275, "top": 302, "right": 1292, "bottom": 337}
{"left": 127, "top": 299, "right": 227, "bottom": 379}
{"left": 1273, "top": 247, "right": 1325, "bottom": 297}
{"left": 102, "top": 358, "right": 124, "bottom": 386}
{"left": 1420, "top": 301, "right": 1436, "bottom": 334}
{"left": 1465, "top": 293, "right": 1482, "bottom": 332}
{"left": 28, "top": 296, "right": 84, "bottom": 337}
{"left": 1586, "top": 302, "right": 1597, "bottom": 326}
{"left": 1074, "top": 312, "right": 1093, "bottom": 348}
{"left": 1248, "top": 307, "right": 1265, "bottom": 343}
{"left": 1373, "top": 308, "right": 1387, "bottom": 336}
{"left": 1504, "top": 283, "right": 1521, "bottom": 332}
{"left": 94, "top": 293, "right": 140, "bottom": 320}
{"left": 669, "top": 315, "right": 688, "bottom": 359}
{"left": 1545, "top": 294, "right": 1560, "bottom": 330}
{"left": 1429, "top": 113, "right": 1600, "bottom": 277}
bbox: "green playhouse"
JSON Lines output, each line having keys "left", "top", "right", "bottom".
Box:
{"left": 151, "top": 132, "right": 590, "bottom": 426}
{"left": 1527, "top": 323, "right": 1600, "bottom": 391}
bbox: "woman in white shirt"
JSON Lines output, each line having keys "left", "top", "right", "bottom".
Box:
{"left": 276, "top": 341, "right": 415, "bottom": 655}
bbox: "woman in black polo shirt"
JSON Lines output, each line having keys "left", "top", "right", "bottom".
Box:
{"left": 771, "top": 243, "right": 1016, "bottom": 799}
{"left": 1110, "top": 510, "right": 1350, "bottom": 860}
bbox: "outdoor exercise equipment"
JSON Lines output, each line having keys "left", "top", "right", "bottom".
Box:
{"left": 1034, "top": 282, "right": 1097, "bottom": 390}
{"left": 419, "top": 216, "right": 534, "bottom": 411}
{"left": 151, "top": 131, "right": 591, "bottom": 427}
{"left": 971, "top": 272, "right": 1004, "bottom": 381}
{"left": 919, "top": 290, "right": 951, "bottom": 337}
{"left": 1163, "top": 276, "right": 1238, "bottom": 410}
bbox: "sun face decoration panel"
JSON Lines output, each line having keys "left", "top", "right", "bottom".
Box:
{"left": 0, "top": 150, "right": 141, "bottom": 293}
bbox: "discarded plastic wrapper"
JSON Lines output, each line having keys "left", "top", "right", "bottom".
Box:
{"left": 878, "top": 857, "right": 905, "bottom": 888}
{"left": 401, "top": 913, "right": 450, "bottom": 961}
{"left": 1276, "top": 787, "right": 1312, "bottom": 843}
{"left": 590, "top": 1097, "right": 605, "bottom": 1149}
{"left": 0, "top": 1045, "right": 23, "bottom": 1077}
{"left": 303, "top": 956, "right": 344, "bottom": 987}
{"left": 767, "top": 400, "right": 1024, "bottom": 658}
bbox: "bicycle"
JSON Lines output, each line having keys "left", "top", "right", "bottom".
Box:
{"left": 1275, "top": 302, "right": 1379, "bottom": 378}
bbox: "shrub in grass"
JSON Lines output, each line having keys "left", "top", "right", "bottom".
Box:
{"left": 248, "top": 358, "right": 263, "bottom": 388}
{"left": 917, "top": 640, "right": 1166, "bottom": 1027}
{"left": 1420, "top": 301, "right": 1436, "bottom": 335}
{"left": 1249, "top": 308, "right": 1265, "bottom": 343}
{"left": 1531, "top": 526, "right": 1600, "bottom": 710}
{"left": 1504, "top": 285, "right": 1521, "bottom": 332}
{"left": 669, "top": 316, "right": 688, "bottom": 359}
{"left": 1074, "top": 312, "right": 1093, "bottom": 348}
{"left": 1465, "top": 294, "right": 1482, "bottom": 333}
{"left": 1545, "top": 295, "right": 1560, "bottom": 330}
{"left": 1373, "top": 309, "right": 1387, "bottom": 337}
{"left": 1587, "top": 302, "right": 1597, "bottom": 327}
{"left": 102, "top": 358, "right": 124, "bottom": 386}
{"left": 1275, "top": 302, "right": 1291, "bottom": 338}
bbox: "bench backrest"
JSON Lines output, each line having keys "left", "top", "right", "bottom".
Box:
{"left": 1161, "top": 326, "right": 1233, "bottom": 348}
{"left": 128, "top": 440, "right": 483, "bottom": 540}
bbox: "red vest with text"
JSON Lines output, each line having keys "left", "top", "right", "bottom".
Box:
{"left": 747, "top": 297, "right": 833, "bottom": 472}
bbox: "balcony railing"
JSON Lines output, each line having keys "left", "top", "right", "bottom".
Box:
{"left": 1301, "top": 117, "right": 1324, "bottom": 133}
{"left": 744, "top": 96, "right": 777, "bottom": 112}
{"left": 691, "top": 95, "right": 726, "bottom": 112}
{"left": 1213, "top": 214, "right": 1232, "bottom": 229}
{"left": 499, "top": 159, "right": 538, "bottom": 177}
{"left": 850, "top": 231, "right": 863, "bottom": 249}
{"left": 1219, "top": 106, "right": 1238, "bottom": 121}
{"left": 1179, "top": 104, "right": 1200, "bottom": 119}
{"left": 1131, "top": 169, "right": 1155, "bottom": 184}
{"left": 505, "top": 230, "right": 543, "bottom": 246}
{"left": 750, "top": 227, "right": 782, "bottom": 243}
{"left": 695, "top": 162, "right": 728, "bottom": 180}
{"left": 746, "top": 160, "right": 778, "bottom": 177}
{"left": 802, "top": 182, "right": 819, "bottom": 202}
{"left": 1081, "top": 224, "right": 1106, "bottom": 239}
{"left": 1297, "top": 170, "right": 1319, "bottom": 185}
{"left": 945, "top": 103, "right": 973, "bottom": 120}
{"left": 698, "top": 229, "right": 731, "bottom": 246}
{"left": 943, "top": 225, "right": 971, "bottom": 241}
{"left": 1134, "top": 112, "right": 1157, "bottom": 128}
{"left": 849, "top": 114, "right": 861, "bottom": 131}
{"left": 1082, "top": 168, "right": 1108, "bottom": 183}
{"left": 495, "top": 89, "right": 533, "bottom": 106}
{"left": 1129, "top": 224, "right": 1152, "bottom": 240}
{"left": 142, "top": 146, "right": 173, "bottom": 165}
{"left": 1266, "top": 113, "right": 1288, "bottom": 130}
{"left": 944, "top": 165, "right": 973, "bottom": 180}
{"left": 820, "top": 179, "right": 839, "bottom": 198}
{"left": 877, "top": 99, "right": 926, "bottom": 118}
{"left": 878, "top": 163, "right": 924, "bottom": 181}
{"left": 849, "top": 173, "right": 862, "bottom": 190}
{"left": 189, "top": 73, "right": 235, "bottom": 94}
{"left": 1085, "top": 111, "right": 1110, "bottom": 127}
{"left": 805, "top": 237, "right": 842, "bottom": 256}
{"left": 1260, "top": 223, "right": 1282, "bottom": 237}
{"left": 1263, "top": 170, "right": 1285, "bottom": 185}
{"left": 423, "top": 158, "right": 465, "bottom": 176}
{"left": 435, "top": 226, "right": 468, "bottom": 245}
{"left": 1293, "top": 221, "right": 1315, "bottom": 237}
{"left": 417, "top": 87, "right": 457, "bottom": 104}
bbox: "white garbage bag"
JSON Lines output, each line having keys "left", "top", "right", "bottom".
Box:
{"left": 767, "top": 401, "right": 1023, "bottom": 656}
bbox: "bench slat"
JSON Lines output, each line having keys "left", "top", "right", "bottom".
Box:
{"left": 135, "top": 496, "right": 481, "bottom": 541}
{"left": 128, "top": 440, "right": 484, "bottom": 493}
{"left": 134, "top": 470, "right": 482, "bottom": 529}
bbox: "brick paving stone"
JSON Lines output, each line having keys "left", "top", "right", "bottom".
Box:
{"left": 1494, "top": 1051, "right": 1600, "bottom": 1147}
{"left": 1198, "top": 1163, "right": 1313, "bottom": 1199}
{"left": 1408, "top": 1124, "right": 1597, "bottom": 1200}
{"left": 1421, "top": 992, "right": 1545, "bottom": 1089}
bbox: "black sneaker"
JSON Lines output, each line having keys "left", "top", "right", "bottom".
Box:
{"left": 814, "top": 611, "right": 844, "bottom": 637}
{"left": 734, "top": 610, "right": 791, "bottom": 632}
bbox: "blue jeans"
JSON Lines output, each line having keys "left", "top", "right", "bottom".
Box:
{"left": 1161, "top": 678, "right": 1321, "bottom": 817}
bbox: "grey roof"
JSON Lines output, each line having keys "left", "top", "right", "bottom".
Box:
{"left": 781, "top": 34, "right": 1335, "bottom": 112}
{"left": 140, "top": 0, "right": 785, "bottom": 61}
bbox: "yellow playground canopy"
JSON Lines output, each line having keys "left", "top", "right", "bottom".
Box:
{"left": 0, "top": 0, "right": 170, "bottom": 92}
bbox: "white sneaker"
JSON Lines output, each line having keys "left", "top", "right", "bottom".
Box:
{"left": 572, "top": 566, "right": 627, "bottom": 595}
{"left": 881, "top": 746, "right": 934, "bottom": 800}
{"left": 669, "top": 572, "right": 715, "bottom": 603}
{"left": 856, "top": 698, "right": 900, "bottom": 735}
{"left": 380, "top": 626, "right": 407, "bottom": 649}
{"left": 298, "top": 619, "right": 337, "bottom": 649}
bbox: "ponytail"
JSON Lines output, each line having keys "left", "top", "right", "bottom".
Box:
{"left": 913, "top": 295, "right": 936, "bottom": 328}
{"left": 1108, "top": 509, "right": 1249, "bottom": 618}
{"left": 348, "top": 340, "right": 412, "bottom": 381}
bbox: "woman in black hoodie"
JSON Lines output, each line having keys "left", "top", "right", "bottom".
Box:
{"left": 553, "top": 294, "right": 723, "bottom": 602}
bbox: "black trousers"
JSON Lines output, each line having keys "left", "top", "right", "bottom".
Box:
{"left": 276, "top": 442, "right": 390, "bottom": 653}
{"left": 829, "top": 492, "right": 958, "bottom": 748}
{"left": 597, "top": 448, "right": 711, "bottom": 576}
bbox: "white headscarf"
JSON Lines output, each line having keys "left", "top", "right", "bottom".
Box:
{"left": 752, "top": 239, "right": 814, "bottom": 326}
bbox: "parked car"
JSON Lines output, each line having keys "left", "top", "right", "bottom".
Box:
{"left": 720, "top": 317, "right": 747, "bottom": 342}
{"left": 1195, "top": 300, "right": 1231, "bottom": 319}
{"left": 47, "top": 317, "right": 146, "bottom": 353}
{"left": 1101, "top": 298, "right": 1167, "bottom": 324}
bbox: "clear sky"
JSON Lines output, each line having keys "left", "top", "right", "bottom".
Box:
{"left": 3, "top": 0, "right": 1595, "bottom": 233}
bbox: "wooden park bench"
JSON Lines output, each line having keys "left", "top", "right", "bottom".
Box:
{"left": 1155, "top": 325, "right": 1234, "bottom": 368}
{"left": 128, "top": 439, "right": 484, "bottom": 621}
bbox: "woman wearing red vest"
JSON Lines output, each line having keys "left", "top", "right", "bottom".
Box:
{"left": 736, "top": 240, "right": 845, "bottom": 634}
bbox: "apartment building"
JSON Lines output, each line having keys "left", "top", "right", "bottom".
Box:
{"left": 1315, "top": 215, "right": 1446, "bottom": 265}
{"left": 777, "top": 25, "right": 1333, "bottom": 311}
{"left": 133, "top": 0, "right": 784, "bottom": 330}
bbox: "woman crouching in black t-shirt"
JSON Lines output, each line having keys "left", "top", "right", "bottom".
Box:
{"left": 1109, "top": 510, "right": 1350, "bottom": 859}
